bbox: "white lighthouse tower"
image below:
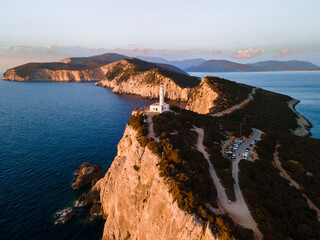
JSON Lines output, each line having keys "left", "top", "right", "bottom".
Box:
{"left": 150, "top": 85, "right": 170, "bottom": 113}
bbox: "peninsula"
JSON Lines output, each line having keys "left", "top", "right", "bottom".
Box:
{"left": 2, "top": 53, "right": 319, "bottom": 240}
{"left": 78, "top": 79, "right": 319, "bottom": 240}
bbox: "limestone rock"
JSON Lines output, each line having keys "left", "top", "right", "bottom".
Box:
{"left": 89, "top": 203, "right": 103, "bottom": 221}
{"left": 95, "top": 59, "right": 198, "bottom": 101}
{"left": 73, "top": 162, "right": 103, "bottom": 190}
{"left": 94, "top": 125, "right": 216, "bottom": 240}
{"left": 2, "top": 65, "right": 110, "bottom": 82}
{"left": 54, "top": 207, "right": 75, "bottom": 225}
{"left": 186, "top": 77, "right": 218, "bottom": 114}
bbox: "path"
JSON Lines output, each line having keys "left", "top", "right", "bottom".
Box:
{"left": 193, "top": 126, "right": 263, "bottom": 240}
{"left": 211, "top": 88, "right": 256, "bottom": 117}
{"left": 145, "top": 112, "right": 160, "bottom": 143}
{"left": 274, "top": 144, "right": 320, "bottom": 220}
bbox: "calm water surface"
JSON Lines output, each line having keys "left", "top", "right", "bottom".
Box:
{"left": 0, "top": 77, "right": 151, "bottom": 240}
{"left": 190, "top": 71, "right": 320, "bottom": 139}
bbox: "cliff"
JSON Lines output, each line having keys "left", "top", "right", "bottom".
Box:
{"left": 2, "top": 64, "right": 110, "bottom": 81}
{"left": 94, "top": 124, "right": 216, "bottom": 240}
{"left": 186, "top": 77, "right": 252, "bottom": 114}
{"left": 185, "top": 77, "right": 218, "bottom": 114}
{"left": 2, "top": 53, "right": 128, "bottom": 81}
{"left": 95, "top": 58, "right": 200, "bottom": 101}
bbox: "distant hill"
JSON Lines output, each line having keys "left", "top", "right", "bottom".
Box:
{"left": 136, "top": 56, "right": 206, "bottom": 70}
{"left": 60, "top": 53, "right": 128, "bottom": 66}
{"left": 186, "top": 59, "right": 319, "bottom": 72}
{"left": 186, "top": 60, "right": 256, "bottom": 72}
{"left": 2, "top": 53, "right": 189, "bottom": 81}
{"left": 248, "top": 60, "right": 319, "bottom": 71}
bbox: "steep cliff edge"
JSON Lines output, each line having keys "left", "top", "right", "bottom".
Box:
{"left": 95, "top": 58, "right": 200, "bottom": 101}
{"left": 2, "top": 64, "right": 112, "bottom": 82}
{"left": 1, "top": 53, "right": 128, "bottom": 81}
{"left": 185, "top": 77, "right": 218, "bottom": 114}
{"left": 2, "top": 53, "right": 191, "bottom": 82}
{"left": 94, "top": 125, "right": 216, "bottom": 240}
{"left": 186, "top": 77, "right": 252, "bottom": 114}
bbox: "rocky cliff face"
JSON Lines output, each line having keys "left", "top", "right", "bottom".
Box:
{"left": 185, "top": 77, "right": 218, "bottom": 114}
{"left": 93, "top": 124, "right": 216, "bottom": 240}
{"left": 95, "top": 59, "right": 198, "bottom": 101}
{"left": 2, "top": 65, "right": 110, "bottom": 82}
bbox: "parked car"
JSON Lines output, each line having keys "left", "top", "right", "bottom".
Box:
{"left": 226, "top": 151, "right": 233, "bottom": 156}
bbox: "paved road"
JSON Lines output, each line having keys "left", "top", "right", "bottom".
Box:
{"left": 211, "top": 88, "right": 256, "bottom": 117}
{"left": 233, "top": 128, "right": 262, "bottom": 183}
{"left": 193, "top": 126, "right": 263, "bottom": 240}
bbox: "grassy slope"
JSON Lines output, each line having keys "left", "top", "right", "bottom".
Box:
{"left": 128, "top": 80, "right": 320, "bottom": 239}
{"left": 104, "top": 58, "right": 200, "bottom": 88}
{"left": 206, "top": 76, "right": 252, "bottom": 113}
{"left": 218, "top": 89, "right": 320, "bottom": 239}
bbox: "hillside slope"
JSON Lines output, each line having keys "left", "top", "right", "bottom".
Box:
{"left": 187, "top": 59, "right": 319, "bottom": 72}
{"left": 2, "top": 53, "right": 189, "bottom": 82}
{"left": 186, "top": 60, "right": 256, "bottom": 72}
{"left": 186, "top": 77, "right": 252, "bottom": 114}
{"left": 95, "top": 58, "right": 200, "bottom": 101}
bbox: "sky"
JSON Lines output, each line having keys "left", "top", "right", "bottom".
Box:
{"left": 0, "top": 0, "right": 320, "bottom": 71}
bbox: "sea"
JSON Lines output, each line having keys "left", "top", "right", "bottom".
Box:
{"left": 0, "top": 71, "right": 319, "bottom": 240}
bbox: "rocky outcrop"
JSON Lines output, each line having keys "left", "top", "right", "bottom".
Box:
{"left": 2, "top": 69, "right": 26, "bottom": 81}
{"left": 94, "top": 125, "right": 216, "bottom": 240}
{"left": 186, "top": 77, "right": 218, "bottom": 114}
{"left": 73, "top": 162, "right": 103, "bottom": 190}
{"left": 2, "top": 65, "right": 110, "bottom": 82}
{"left": 95, "top": 59, "right": 199, "bottom": 101}
{"left": 54, "top": 207, "right": 75, "bottom": 225}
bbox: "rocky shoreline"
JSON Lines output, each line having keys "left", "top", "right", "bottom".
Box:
{"left": 288, "top": 99, "right": 313, "bottom": 137}
{"left": 54, "top": 162, "right": 104, "bottom": 225}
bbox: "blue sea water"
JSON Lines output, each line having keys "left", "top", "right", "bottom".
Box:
{"left": 189, "top": 71, "right": 320, "bottom": 139}
{"left": 0, "top": 77, "right": 151, "bottom": 240}
{"left": 0, "top": 70, "right": 319, "bottom": 240}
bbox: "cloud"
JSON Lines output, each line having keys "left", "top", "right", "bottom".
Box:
{"left": 234, "top": 48, "right": 264, "bottom": 59}
{"left": 274, "top": 48, "right": 304, "bottom": 58}
{"left": 208, "top": 49, "right": 222, "bottom": 54}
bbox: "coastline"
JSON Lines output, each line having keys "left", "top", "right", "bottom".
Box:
{"left": 288, "top": 98, "right": 313, "bottom": 137}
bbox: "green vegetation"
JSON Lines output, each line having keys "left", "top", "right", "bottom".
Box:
{"left": 128, "top": 78, "right": 320, "bottom": 239}
{"left": 204, "top": 77, "right": 252, "bottom": 113}
{"left": 278, "top": 135, "right": 320, "bottom": 209}
{"left": 128, "top": 110, "right": 253, "bottom": 240}
{"left": 105, "top": 58, "right": 200, "bottom": 88}
{"left": 217, "top": 87, "right": 320, "bottom": 239}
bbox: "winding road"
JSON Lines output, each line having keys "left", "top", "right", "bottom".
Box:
{"left": 193, "top": 126, "right": 263, "bottom": 240}
{"left": 210, "top": 88, "right": 256, "bottom": 117}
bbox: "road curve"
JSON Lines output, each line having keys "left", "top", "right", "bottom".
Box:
{"left": 211, "top": 88, "right": 256, "bottom": 117}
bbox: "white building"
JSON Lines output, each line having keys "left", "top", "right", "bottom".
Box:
{"left": 150, "top": 85, "right": 170, "bottom": 113}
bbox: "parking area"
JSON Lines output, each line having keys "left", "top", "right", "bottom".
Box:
{"left": 225, "top": 133, "right": 260, "bottom": 161}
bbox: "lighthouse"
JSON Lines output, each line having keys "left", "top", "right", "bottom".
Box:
{"left": 149, "top": 85, "right": 170, "bottom": 113}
